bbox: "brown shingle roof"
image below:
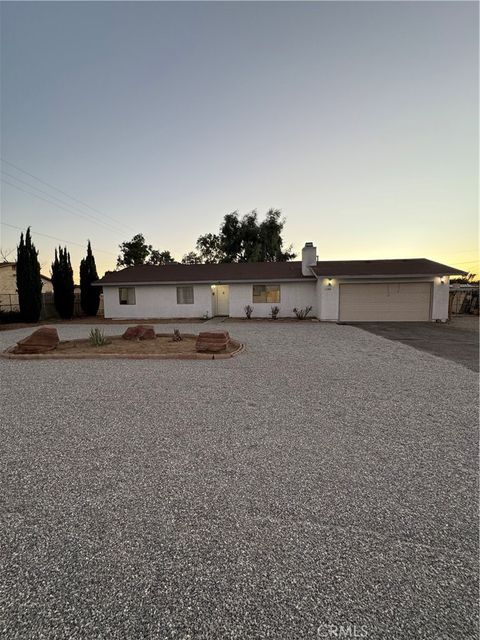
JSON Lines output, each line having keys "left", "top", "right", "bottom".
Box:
{"left": 96, "top": 258, "right": 465, "bottom": 285}
{"left": 312, "top": 258, "right": 466, "bottom": 277}
{"left": 97, "top": 261, "right": 307, "bottom": 284}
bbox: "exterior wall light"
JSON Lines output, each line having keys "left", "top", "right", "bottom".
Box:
{"left": 327, "top": 278, "right": 333, "bottom": 288}
{"left": 440, "top": 276, "right": 445, "bottom": 285}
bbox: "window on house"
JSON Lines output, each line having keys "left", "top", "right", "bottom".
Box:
{"left": 252, "top": 285, "right": 280, "bottom": 303}
{"left": 119, "top": 287, "right": 136, "bottom": 305}
{"left": 177, "top": 286, "right": 194, "bottom": 304}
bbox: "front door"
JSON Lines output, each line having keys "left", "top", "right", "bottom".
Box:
{"left": 213, "top": 285, "right": 230, "bottom": 316}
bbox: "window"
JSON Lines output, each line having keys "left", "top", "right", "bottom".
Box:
{"left": 119, "top": 287, "right": 136, "bottom": 305}
{"left": 177, "top": 286, "right": 194, "bottom": 304}
{"left": 252, "top": 285, "right": 280, "bottom": 303}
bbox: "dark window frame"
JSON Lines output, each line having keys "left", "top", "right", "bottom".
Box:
{"left": 119, "top": 287, "right": 136, "bottom": 305}
{"left": 177, "top": 286, "right": 194, "bottom": 304}
{"left": 252, "top": 284, "right": 281, "bottom": 303}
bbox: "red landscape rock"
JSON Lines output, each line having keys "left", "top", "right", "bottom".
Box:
{"left": 14, "top": 327, "right": 59, "bottom": 354}
{"left": 195, "top": 331, "right": 230, "bottom": 353}
{"left": 122, "top": 325, "right": 155, "bottom": 341}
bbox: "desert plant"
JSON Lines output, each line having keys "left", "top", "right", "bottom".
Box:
{"left": 270, "top": 305, "right": 280, "bottom": 320}
{"left": 244, "top": 304, "right": 253, "bottom": 319}
{"left": 16, "top": 228, "right": 42, "bottom": 323}
{"left": 293, "top": 305, "right": 313, "bottom": 320}
{"left": 89, "top": 328, "right": 108, "bottom": 346}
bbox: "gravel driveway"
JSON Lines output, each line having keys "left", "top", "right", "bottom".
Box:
{"left": 1, "top": 321, "right": 478, "bottom": 639}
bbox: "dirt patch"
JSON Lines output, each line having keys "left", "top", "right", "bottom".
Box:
{"left": 225, "top": 317, "right": 319, "bottom": 323}
{"left": 2, "top": 333, "right": 244, "bottom": 360}
{"left": 0, "top": 317, "right": 206, "bottom": 332}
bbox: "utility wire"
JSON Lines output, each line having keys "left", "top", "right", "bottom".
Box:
{"left": 1, "top": 171, "right": 127, "bottom": 235}
{"left": 1, "top": 179, "right": 128, "bottom": 236}
{"left": 1, "top": 157, "right": 136, "bottom": 232}
{"left": 1, "top": 221, "right": 117, "bottom": 257}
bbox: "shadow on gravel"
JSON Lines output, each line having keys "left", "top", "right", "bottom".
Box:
{"left": 349, "top": 320, "right": 479, "bottom": 372}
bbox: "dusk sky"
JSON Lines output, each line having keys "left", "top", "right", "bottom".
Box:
{"left": 1, "top": 1, "right": 478, "bottom": 279}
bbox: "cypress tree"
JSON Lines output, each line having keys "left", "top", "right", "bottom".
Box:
{"left": 80, "top": 241, "right": 100, "bottom": 316}
{"left": 51, "top": 246, "right": 74, "bottom": 319}
{"left": 16, "top": 227, "right": 42, "bottom": 322}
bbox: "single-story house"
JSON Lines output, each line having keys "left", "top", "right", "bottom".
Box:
{"left": 0, "top": 262, "right": 53, "bottom": 312}
{"left": 95, "top": 243, "right": 466, "bottom": 322}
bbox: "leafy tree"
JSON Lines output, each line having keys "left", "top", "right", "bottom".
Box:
{"left": 194, "top": 209, "right": 295, "bottom": 264}
{"left": 258, "top": 209, "right": 296, "bottom": 262}
{"left": 219, "top": 213, "right": 242, "bottom": 262}
{"left": 182, "top": 251, "right": 203, "bottom": 264}
{"left": 51, "top": 246, "right": 74, "bottom": 319}
{"left": 451, "top": 273, "right": 479, "bottom": 284}
{"left": 117, "top": 234, "right": 175, "bottom": 266}
{"left": 80, "top": 241, "right": 101, "bottom": 316}
{"left": 117, "top": 234, "right": 152, "bottom": 267}
{"left": 148, "top": 249, "right": 175, "bottom": 265}
{"left": 16, "top": 227, "right": 42, "bottom": 322}
{"left": 196, "top": 233, "right": 224, "bottom": 263}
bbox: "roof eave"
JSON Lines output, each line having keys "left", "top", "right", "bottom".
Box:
{"left": 94, "top": 277, "right": 315, "bottom": 287}
{"left": 313, "top": 271, "right": 467, "bottom": 278}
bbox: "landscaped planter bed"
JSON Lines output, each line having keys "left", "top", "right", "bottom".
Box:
{"left": 1, "top": 332, "right": 244, "bottom": 360}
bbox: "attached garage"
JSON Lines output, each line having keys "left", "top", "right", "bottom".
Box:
{"left": 339, "top": 282, "right": 432, "bottom": 322}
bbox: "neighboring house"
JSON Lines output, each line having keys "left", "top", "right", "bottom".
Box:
{"left": 0, "top": 262, "right": 53, "bottom": 311}
{"left": 95, "top": 243, "right": 465, "bottom": 322}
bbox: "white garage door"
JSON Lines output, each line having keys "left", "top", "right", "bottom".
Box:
{"left": 339, "top": 282, "right": 432, "bottom": 322}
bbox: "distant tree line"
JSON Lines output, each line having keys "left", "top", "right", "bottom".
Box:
{"left": 116, "top": 209, "right": 295, "bottom": 267}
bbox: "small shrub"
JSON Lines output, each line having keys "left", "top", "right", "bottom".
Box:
{"left": 293, "top": 305, "right": 313, "bottom": 320}
{"left": 270, "top": 306, "right": 280, "bottom": 320}
{"left": 0, "top": 310, "right": 23, "bottom": 324}
{"left": 89, "top": 328, "right": 108, "bottom": 346}
{"left": 244, "top": 304, "right": 253, "bottom": 319}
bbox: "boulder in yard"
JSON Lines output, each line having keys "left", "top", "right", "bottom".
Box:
{"left": 195, "top": 331, "right": 230, "bottom": 353}
{"left": 14, "top": 327, "right": 59, "bottom": 354}
{"left": 122, "top": 325, "right": 156, "bottom": 340}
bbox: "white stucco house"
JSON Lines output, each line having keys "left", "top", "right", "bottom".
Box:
{"left": 95, "top": 243, "right": 465, "bottom": 322}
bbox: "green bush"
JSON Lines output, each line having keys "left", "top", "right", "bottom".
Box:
{"left": 89, "top": 328, "right": 108, "bottom": 347}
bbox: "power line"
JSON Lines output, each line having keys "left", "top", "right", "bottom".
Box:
{"left": 1, "top": 157, "right": 136, "bottom": 232}
{"left": 1, "top": 171, "right": 127, "bottom": 235}
{"left": 1, "top": 179, "right": 128, "bottom": 236}
{"left": 439, "top": 249, "right": 479, "bottom": 256}
{"left": 1, "top": 221, "right": 117, "bottom": 257}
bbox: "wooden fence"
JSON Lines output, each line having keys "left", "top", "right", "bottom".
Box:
{"left": 449, "top": 287, "right": 479, "bottom": 316}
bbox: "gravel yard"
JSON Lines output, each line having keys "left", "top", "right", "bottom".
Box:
{"left": 0, "top": 321, "right": 478, "bottom": 639}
